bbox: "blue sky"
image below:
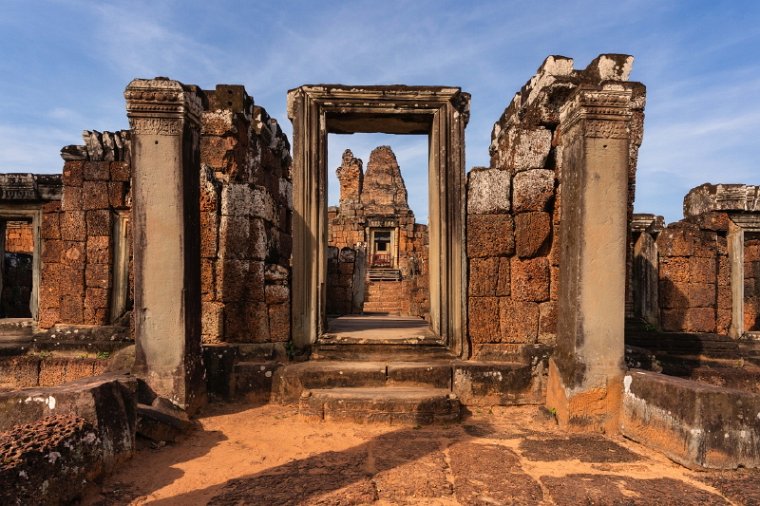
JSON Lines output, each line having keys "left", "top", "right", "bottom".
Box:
{"left": 1, "top": 0, "right": 759, "bottom": 223}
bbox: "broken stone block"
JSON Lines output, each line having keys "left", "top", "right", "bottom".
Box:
{"left": 136, "top": 399, "right": 192, "bottom": 443}
{"left": 510, "top": 257, "right": 549, "bottom": 302}
{"left": 467, "top": 168, "right": 510, "bottom": 215}
{"left": 515, "top": 212, "right": 551, "bottom": 258}
{"left": 467, "top": 214, "right": 514, "bottom": 258}
{"left": 512, "top": 169, "right": 555, "bottom": 212}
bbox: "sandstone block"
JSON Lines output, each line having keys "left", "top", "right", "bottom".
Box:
{"left": 538, "top": 301, "right": 557, "bottom": 343}
{"left": 268, "top": 303, "right": 290, "bottom": 342}
{"left": 515, "top": 212, "right": 551, "bottom": 258}
{"left": 110, "top": 161, "right": 131, "bottom": 182}
{"left": 83, "top": 161, "right": 110, "bottom": 181}
{"left": 550, "top": 265, "right": 559, "bottom": 301}
{"left": 202, "top": 110, "right": 234, "bottom": 136}
{"left": 218, "top": 214, "right": 250, "bottom": 260}
{"left": 86, "top": 236, "right": 111, "bottom": 264}
{"left": 41, "top": 212, "right": 61, "bottom": 240}
{"left": 82, "top": 181, "right": 109, "bottom": 210}
{"left": 467, "top": 168, "right": 510, "bottom": 215}
{"left": 60, "top": 295, "right": 84, "bottom": 323}
{"left": 689, "top": 257, "right": 716, "bottom": 284}
{"left": 499, "top": 298, "right": 539, "bottom": 343}
{"left": 86, "top": 209, "right": 111, "bottom": 236}
{"left": 502, "top": 127, "right": 552, "bottom": 172}
{"left": 62, "top": 161, "right": 84, "bottom": 187}
{"left": 659, "top": 257, "right": 690, "bottom": 284}
{"left": 661, "top": 307, "right": 715, "bottom": 333}
{"left": 61, "top": 186, "right": 83, "bottom": 211}
{"left": 201, "top": 135, "right": 234, "bottom": 169}
{"left": 200, "top": 212, "right": 218, "bottom": 258}
{"left": 687, "top": 283, "right": 716, "bottom": 308}
{"left": 42, "top": 240, "right": 64, "bottom": 263}
{"left": 108, "top": 182, "right": 127, "bottom": 208}
{"left": 467, "top": 214, "right": 514, "bottom": 258}
{"left": 201, "top": 302, "right": 224, "bottom": 341}
{"left": 265, "top": 284, "right": 289, "bottom": 305}
{"left": 510, "top": 257, "right": 549, "bottom": 302}
{"left": 497, "top": 257, "right": 511, "bottom": 296}
{"left": 201, "top": 259, "right": 215, "bottom": 300}
{"left": 85, "top": 287, "right": 109, "bottom": 309}
{"left": 468, "top": 297, "right": 499, "bottom": 344}
{"left": 469, "top": 258, "right": 498, "bottom": 296}
{"left": 61, "top": 241, "right": 85, "bottom": 267}
{"left": 512, "top": 169, "right": 554, "bottom": 212}
{"left": 86, "top": 263, "right": 110, "bottom": 289}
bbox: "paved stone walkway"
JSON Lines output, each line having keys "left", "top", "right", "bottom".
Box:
{"left": 87, "top": 404, "right": 760, "bottom": 505}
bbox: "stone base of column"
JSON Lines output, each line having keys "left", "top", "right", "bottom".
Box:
{"left": 545, "top": 358, "right": 623, "bottom": 433}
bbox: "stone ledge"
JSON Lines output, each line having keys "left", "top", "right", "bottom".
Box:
{"left": 621, "top": 369, "right": 760, "bottom": 469}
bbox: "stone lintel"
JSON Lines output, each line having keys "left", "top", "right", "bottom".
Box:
{"left": 125, "top": 77, "right": 206, "bottom": 414}
{"left": 684, "top": 183, "right": 760, "bottom": 218}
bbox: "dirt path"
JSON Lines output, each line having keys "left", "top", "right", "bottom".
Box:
{"left": 83, "top": 403, "right": 760, "bottom": 505}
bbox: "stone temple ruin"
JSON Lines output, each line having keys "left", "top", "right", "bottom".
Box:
{"left": 1, "top": 54, "right": 760, "bottom": 502}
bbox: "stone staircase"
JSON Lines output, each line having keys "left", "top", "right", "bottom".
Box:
{"left": 270, "top": 356, "right": 544, "bottom": 425}
{"left": 362, "top": 281, "right": 403, "bottom": 314}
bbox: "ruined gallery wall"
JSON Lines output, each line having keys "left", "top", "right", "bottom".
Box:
{"left": 199, "top": 85, "right": 292, "bottom": 344}
{"left": 36, "top": 86, "right": 293, "bottom": 346}
{"left": 38, "top": 131, "right": 132, "bottom": 328}
{"left": 467, "top": 55, "right": 645, "bottom": 359}
{"left": 636, "top": 184, "right": 760, "bottom": 335}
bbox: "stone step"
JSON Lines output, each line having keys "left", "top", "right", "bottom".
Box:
{"left": 299, "top": 386, "right": 460, "bottom": 425}
{"left": 274, "top": 361, "right": 451, "bottom": 402}
{"left": 271, "top": 359, "right": 542, "bottom": 408}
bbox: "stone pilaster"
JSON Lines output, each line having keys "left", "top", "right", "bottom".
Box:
{"left": 546, "top": 86, "right": 634, "bottom": 432}
{"left": 125, "top": 78, "right": 206, "bottom": 413}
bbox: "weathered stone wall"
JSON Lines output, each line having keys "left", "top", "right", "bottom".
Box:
{"left": 199, "top": 85, "right": 292, "bottom": 344}
{"left": 656, "top": 222, "right": 727, "bottom": 333}
{"left": 647, "top": 183, "right": 760, "bottom": 335}
{"left": 38, "top": 131, "right": 132, "bottom": 329}
{"left": 467, "top": 55, "right": 645, "bottom": 359}
{"left": 327, "top": 147, "right": 429, "bottom": 317}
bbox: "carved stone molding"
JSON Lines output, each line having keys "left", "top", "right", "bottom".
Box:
{"left": 560, "top": 88, "right": 634, "bottom": 139}
{"left": 125, "top": 78, "right": 203, "bottom": 135}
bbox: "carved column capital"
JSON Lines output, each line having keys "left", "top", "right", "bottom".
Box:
{"left": 125, "top": 78, "right": 203, "bottom": 135}
{"left": 560, "top": 87, "right": 634, "bottom": 139}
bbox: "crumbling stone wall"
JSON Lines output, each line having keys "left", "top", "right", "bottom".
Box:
{"left": 199, "top": 85, "right": 292, "bottom": 344}
{"left": 327, "top": 146, "right": 429, "bottom": 317}
{"left": 467, "top": 55, "right": 645, "bottom": 359}
{"left": 38, "top": 131, "right": 132, "bottom": 328}
{"left": 642, "top": 183, "right": 760, "bottom": 335}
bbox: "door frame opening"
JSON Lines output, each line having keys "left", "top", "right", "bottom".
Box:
{"left": 288, "top": 85, "right": 470, "bottom": 356}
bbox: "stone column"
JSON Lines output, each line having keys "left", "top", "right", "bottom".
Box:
{"left": 125, "top": 78, "right": 206, "bottom": 413}
{"left": 546, "top": 87, "right": 634, "bottom": 432}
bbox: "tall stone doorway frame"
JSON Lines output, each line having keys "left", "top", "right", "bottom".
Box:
{"left": 287, "top": 85, "right": 470, "bottom": 356}
{"left": 728, "top": 214, "right": 760, "bottom": 338}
